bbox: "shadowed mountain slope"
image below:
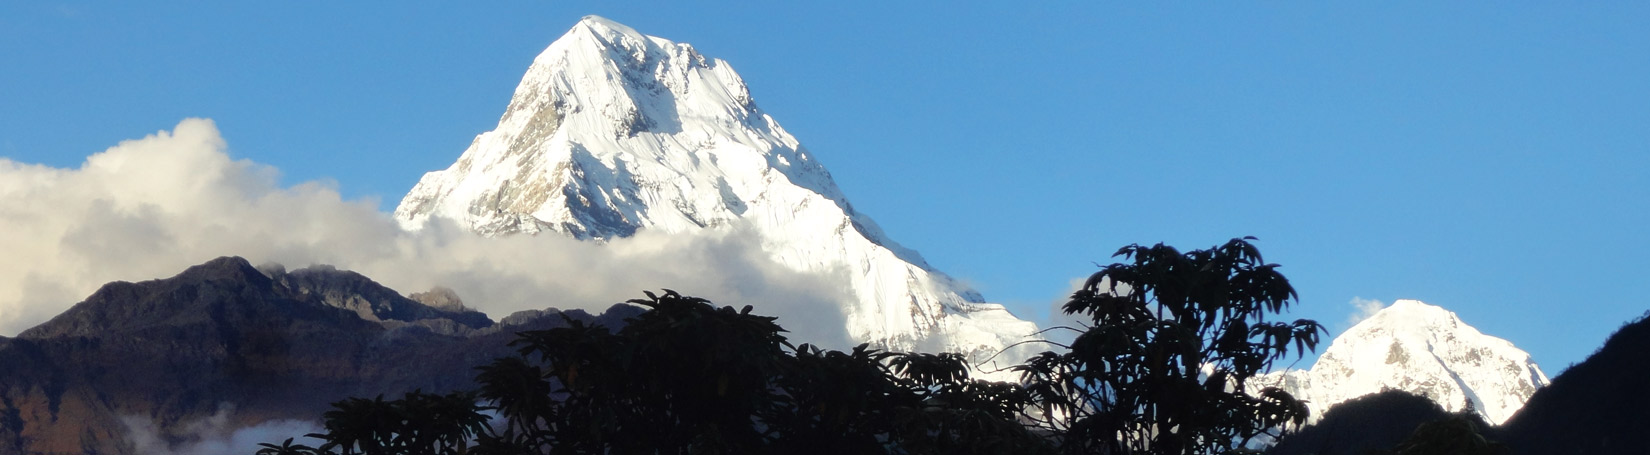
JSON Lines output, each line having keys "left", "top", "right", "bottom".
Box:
{"left": 1496, "top": 312, "right": 1650, "bottom": 454}
{"left": 0, "top": 257, "right": 637, "bottom": 455}
{"left": 1267, "top": 390, "right": 1460, "bottom": 455}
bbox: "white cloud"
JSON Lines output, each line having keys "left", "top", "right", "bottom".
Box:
{"left": 119, "top": 403, "right": 322, "bottom": 455}
{"left": 1346, "top": 296, "right": 1387, "bottom": 328}
{"left": 0, "top": 119, "right": 854, "bottom": 348}
{"left": 1037, "top": 276, "right": 1089, "bottom": 347}
{"left": 1038, "top": 276, "right": 1145, "bottom": 350}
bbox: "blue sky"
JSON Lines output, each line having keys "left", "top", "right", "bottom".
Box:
{"left": 3, "top": 2, "right": 1647, "bottom": 373}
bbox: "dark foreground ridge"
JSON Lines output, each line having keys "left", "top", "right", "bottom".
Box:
{"left": 1494, "top": 311, "right": 1650, "bottom": 454}
{"left": 1267, "top": 390, "right": 1468, "bottom": 455}
{"left": 0, "top": 257, "right": 638, "bottom": 455}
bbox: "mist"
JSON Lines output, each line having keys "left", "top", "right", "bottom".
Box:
{"left": 0, "top": 118, "right": 854, "bottom": 348}
{"left": 119, "top": 404, "right": 321, "bottom": 455}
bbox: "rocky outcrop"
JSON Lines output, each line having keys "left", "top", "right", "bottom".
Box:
{"left": 267, "top": 265, "right": 493, "bottom": 336}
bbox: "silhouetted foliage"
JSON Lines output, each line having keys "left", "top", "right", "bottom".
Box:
{"left": 498, "top": 290, "right": 1055, "bottom": 453}
{"left": 481, "top": 291, "right": 793, "bottom": 453}
{"left": 265, "top": 237, "right": 1327, "bottom": 455}
{"left": 1391, "top": 414, "right": 1506, "bottom": 455}
{"left": 1016, "top": 237, "right": 1323, "bottom": 454}
{"left": 255, "top": 438, "right": 320, "bottom": 455}
{"left": 282, "top": 290, "right": 1052, "bottom": 454}
{"left": 310, "top": 390, "right": 490, "bottom": 455}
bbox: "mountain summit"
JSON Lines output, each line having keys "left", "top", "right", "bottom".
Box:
{"left": 1261, "top": 299, "right": 1548, "bottom": 425}
{"left": 393, "top": 16, "right": 1038, "bottom": 363}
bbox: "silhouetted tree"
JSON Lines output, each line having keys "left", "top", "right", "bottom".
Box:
{"left": 468, "top": 290, "right": 1051, "bottom": 454}
{"left": 1393, "top": 414, "right": 1507, "bottom": 455}
{"left": 480, "top": 291, "right": 788, "bottom": 453}
{"left": 255, "top": 438, "right": 320, "bottom": 455}
{"left": 1016, "top": 237, "right": 1323, "bottom": 454}
{"left": 307, "top": 390, "right": 490, "bottom": 455}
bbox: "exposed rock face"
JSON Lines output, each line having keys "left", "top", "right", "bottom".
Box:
{"left": 267, "top": 265, "right": 493, "bottom": 336}
{"left": 0, "top": 257, "right": 626, "bottom": 455}
{"left": 1257, "top": 299, "right": 1548, "bottom": 426}
{"left": 392, "top": 16, "right": 1039, "bottom": 366}
{"left": 410, "top": 287, "right": 469, "bottom": 313}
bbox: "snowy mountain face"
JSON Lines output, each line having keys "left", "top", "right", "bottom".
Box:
{"left": 1259, "top": 299, "right": 1548, "bottom": 426}
{"left": 394, "top": 16, "right": 1038, "bottom": 366}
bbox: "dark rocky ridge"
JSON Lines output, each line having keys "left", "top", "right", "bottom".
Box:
{"left": 0, "top": 257, "right": 639, "bottom": 455}
{"left": 1495, "top": 312, "right": 1650, "bottom": 454}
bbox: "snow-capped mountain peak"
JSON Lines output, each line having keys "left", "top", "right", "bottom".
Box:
{"left": 1261, "top": 299, "right": 1548, "bottom": 425}
{"left": 393, "top": 16, "right": 1036, "bottom": 367}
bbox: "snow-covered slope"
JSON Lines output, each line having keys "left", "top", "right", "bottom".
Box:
{"left": 394, "top": 16, "right": 1038, "bottom": 366}
{"left": 1259, "top": 299, "right": 1548, "bottom": 425}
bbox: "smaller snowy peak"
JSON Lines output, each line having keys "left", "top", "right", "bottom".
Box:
{"left": 1258, "top": 299, "right": 1548, "bottom": 426}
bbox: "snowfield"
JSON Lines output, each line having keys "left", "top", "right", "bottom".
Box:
{"left": 394, "top": 16, "right": 1042, "bottom": 372}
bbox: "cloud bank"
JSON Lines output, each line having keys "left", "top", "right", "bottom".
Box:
{"left": 0, "top": 119, "right": 853, "bottom": 347}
